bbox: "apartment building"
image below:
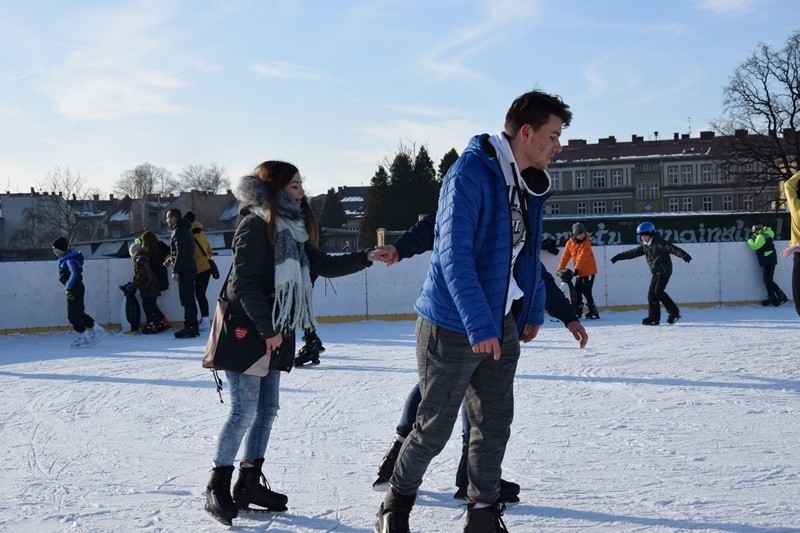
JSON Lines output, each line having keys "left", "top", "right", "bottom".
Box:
{"left": 546, "top": 130, "right": 779, "bottom": 216}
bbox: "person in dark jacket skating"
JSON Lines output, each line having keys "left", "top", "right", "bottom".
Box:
{"left": 370, "top": 211, "right": 583, "bottom": 504}
{"left": 204, "top": 161, "right": 375, "bottom": 527}
{"left": 52, "top": 237, "right": 106, "bottom": 347}
{"left": 610, "top": 221, "right": 692, "bottom": 325}
{"left": 165, "top": 208, "right": 198, "bottom": 338}
{"left": 747, "top": 224, "right": 788, "bottom": 306}
{"left": 131, "top": 231, "right": 170, "bottom": 333}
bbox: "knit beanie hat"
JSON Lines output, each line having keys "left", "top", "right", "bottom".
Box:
{"left": 572, "top": 222, "right": 586, "bottom": 236}
{"left": 52, "top": 237, "right": 69, "bottom": 251}
{"left": 129, "top": 238, "right": 142, "bottom": 257}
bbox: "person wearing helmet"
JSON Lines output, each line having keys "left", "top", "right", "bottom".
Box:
{"left": 610, "top": 221, "right": 692, "bottom": 325}
{"left": 556, "top": 222, "right": 600, "bottom": 319}
{"left": 747, "top": 223, "right": 788, "bottom": 306}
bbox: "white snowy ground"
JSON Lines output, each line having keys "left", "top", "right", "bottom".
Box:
{"left": 1, "top": 306, "right": 799, "bottom": 533}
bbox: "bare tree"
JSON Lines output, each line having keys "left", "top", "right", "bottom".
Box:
{"left": 10, "top": 167, "right": 97, "bottom": 248}
{"left": 712, "top": 29, "right": 800, "bottom": 210}
{"left": 178, "top": 162, "right": 230, "bottom": 193}
{"left": 115, "top": 163, "right": 178, "bottom": 231}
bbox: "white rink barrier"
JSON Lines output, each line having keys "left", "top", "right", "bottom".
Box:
{"left": 0, "top": 242, "right": 794, "bottom": 333}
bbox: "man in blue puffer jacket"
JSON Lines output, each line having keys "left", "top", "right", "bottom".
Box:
{"left": 375, "top": 89, "right": 589, "bottom": 533}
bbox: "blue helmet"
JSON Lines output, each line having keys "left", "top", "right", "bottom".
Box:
{"left": 636, "top": 221, "right": 656, "bottom": 235}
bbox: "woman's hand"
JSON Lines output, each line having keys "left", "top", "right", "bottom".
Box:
{"left": 265, "top": 332, "right": 283, "bottom": 354}
{"left": 780, "top": 244, "right": 800, "bottom": 258}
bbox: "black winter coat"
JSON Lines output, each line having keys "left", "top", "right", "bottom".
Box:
{"left": 169, "top": 217, "right": 196, "bottom": 274}
{"left": 611, "top": 234, "right": 691, "bottom": 275}
{"left": 226, "top": 211, "right": 372, "bottom": 372}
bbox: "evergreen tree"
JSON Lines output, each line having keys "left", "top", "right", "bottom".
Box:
{"left": 360, "top": 166, "right": 391, "bottom": 248}
{"left": 320, "top": 188, "right": 347, "bottom": 229}
{"left": 438, "top": 148, "right": 459, "bottom": 180}
{"left": 411, "top": 146, "right": 439, "bottom": 223}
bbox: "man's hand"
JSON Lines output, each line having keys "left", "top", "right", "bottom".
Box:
{"left": 172, "top": 272, "right": 179, "bottom": 282}
{"left": 369, "top": 245, "right": 400, "bottom": 265}
{"left": 472, "top": 337, "right": 501, "bottom": 360}
{"left": 566, "top": 320, "right": 589, "bottom": 348}
{"left": 520, "top": 324, "right": 540, "bottom": 343}
{"left": 66, "top": 289, "right": 74, "bottom": 300}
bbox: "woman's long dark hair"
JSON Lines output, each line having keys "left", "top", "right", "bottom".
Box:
{"left": 140, "top": 231, "right": 161, "bottom": 256}
{"left": 253, "top": 160, "right": 319, "bottom": 246}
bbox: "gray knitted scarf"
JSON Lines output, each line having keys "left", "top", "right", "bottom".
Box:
{"left": 249, "top": 190, "right": 316, "bottom": 332}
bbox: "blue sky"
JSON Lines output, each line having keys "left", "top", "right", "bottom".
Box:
{"left": 0, "top": 0, "right": 796, "bottom": 198}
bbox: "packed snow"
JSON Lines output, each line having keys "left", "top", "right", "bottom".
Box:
{"left": 1, "top": 305, "right": 799, "bottom": 532}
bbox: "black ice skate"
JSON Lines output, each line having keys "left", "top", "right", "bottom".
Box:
{"left": 584, "top": 305, "right": 600, "bottom": 319}
{"left": 375, "top": 487, "right": 415, "bottom": 533}
{"left": 373, "top": 437, "right": 402, "bottom": 490}
{"left": 464, "top": 501, "right": 509, "bottom": 533}
{"left": 205, "top": 465, "right": 238, "bottom": 526}
{"left": 294, "top": 328, "right": 325, "bottom": 367}
{"left": 233, "top": 459, "right": 288, "bottom": 513}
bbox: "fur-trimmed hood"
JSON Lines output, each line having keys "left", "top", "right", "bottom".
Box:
{"left": 235, "top": 175, "right": 270, "bottom": 214}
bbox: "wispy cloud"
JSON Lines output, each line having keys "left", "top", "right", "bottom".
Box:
{"left": 251, "top": 61, "right": 330, "bottom": 81}
{"left": 0, "top": 73, "right": 33, "bottom": 86}
{"left": 416, "top": 0, "right": 541, "bottom": 82}
{"left": 695, "top": 0, "right": 764, "bottom": 17}
{"left": 38, "top": 2, "right": 189, "bottom": 121}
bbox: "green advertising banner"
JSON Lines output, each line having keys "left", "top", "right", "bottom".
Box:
{"left": 543, "top": 212, "right": 791, "bottom": 246}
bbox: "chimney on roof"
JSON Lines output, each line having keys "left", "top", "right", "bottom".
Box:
{"left": 598, "top": 136, "right": 616, "bottom": 146}
{"left": 109, "top": 194, "right": 114, "bottom": 201}
{"left": 568, "top": 139, "right": 587, "bottom": 147}
{"left": 735, "top": 129, "right": 748, "bottom": 137}
{"left": 631, "top": 134, "right": 644, "bottom": 143}
{"left": 673, "top": 132, "right": 680, "bottom": 141}
{"left": 783, "top": 128, "right": 797, "bottom": 141}
{"left": 93, "top": 194, "right": 99, "bottom": 201}
{"left": 72, "top": 194, "right": 76, "bottom": 201}
{"left": 700, "top": 131, "right": 715, "bottom": 140}
{"left": 681, "top": 134, "right": 690, "bottom": 140}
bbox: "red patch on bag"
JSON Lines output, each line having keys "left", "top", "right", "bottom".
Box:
{"left": 234, "top": 326, "right": 249, "bottom": 340}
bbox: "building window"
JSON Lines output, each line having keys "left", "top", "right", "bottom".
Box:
{"left": 112, "top": 230, "right": 122, "bottom": 238}
{"left": 576, "top": 170, "right": 587, "bottom": 189}
{"left": 611, "top": 169, "right": 623, "bottom": 187}
{"left": 682, "top": 197, "right": 693, "bottom": 211}
{"left": 592, "top": 170, "right": 606, "bottom": 189}
{"left": 650, "top": 182, "right": 660, "bottom": 199}
{"left": 702, "top": 196, "right": 713, "bottom": 211}
{"left": 667, "top": 166, "right": 679, "bottom": 185}
{"left": 636, "top": 183, "right": 646, "bottom": 199}
{"left": 592, "top": 201, "right": 606, "bottom": 214}
{"left": 701, "top": 164, "right": 714, "bottom": 183}
{"left": 681, "top": 165, "right": 693, "bottom": 184}
{"left": 546, "top": 203, "right": 560, "bottom": 215}
{"left": 577, "top": 201, "right": 587, "bottom": 215}
{"left": 669, "top": 198, "right": 679, "bottom": 212}
{"left": 723, "top": 195, "right": 733, "bottom": 210}
{"left": 612, "top": 200, "right": 623, "bottom": 214}
{"left": 550, "top": 172, "right": 561, "bottom": 191}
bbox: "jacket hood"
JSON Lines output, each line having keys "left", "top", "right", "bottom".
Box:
{"left": 191, "top": 220, "right": 204, "bottom": 233}
{"left": 463, "top": 134, "right": 551, "bottom": 196}
{"left": 236, "top": 175, "right": 269, "bottom": 213}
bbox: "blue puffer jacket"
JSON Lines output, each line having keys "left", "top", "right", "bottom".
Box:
{"left": 414, "top": 134, "right": 549, "bottom": 346}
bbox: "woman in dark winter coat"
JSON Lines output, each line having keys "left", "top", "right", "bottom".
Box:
{"left": 204, "top": 161, "right": 374, "bottom": 526}
{"left": 133, "top": 231, "right": 170, "bottom": 333}
{"left": 610, "top": 221, "right": 692, "bottom": 325}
